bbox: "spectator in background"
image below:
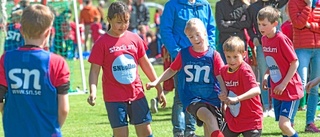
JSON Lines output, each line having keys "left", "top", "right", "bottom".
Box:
{"left": 52, "top": 9, "right": 71, "bottom": 57}
{"left": 97, "top": 0, "right": 107, "bottom": 31}
{"left": 4, "top": 10, "right": 24, "bottom": 51}
{"left": 0, "top": 0, "right": 7, "bottom": 38}
{"left": 80, "top": 0, "right": 100, "bottom": 52}
{"left": 128, "top": 0, "right": 149, "bottom": 33}
{"left": 135, "top": 0, "right": 149, "bottom": 28}
{"left": 90, "top": 16, "right": 105, "bottom": 44}
{"left": 69, "top": 19, "right": 84, "bottom": 60}
{"left": 11, "top": 0, "right": 30, "bottom": 13}
{"left": 159, "top": 0, "right": 216, "bottom": 136}
{"left": 154, "top": 8, "right": 163, "bottom": 59}
{"left": 288, "top": 0, "right": 320, "bottom": 132}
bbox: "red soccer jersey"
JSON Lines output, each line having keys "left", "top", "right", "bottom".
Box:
{"left": 88, "top": 31, "right": 146, "bottom": 102}
{"left": 261, "top": 32, "right": 303, "bottom": 101}
{"left": 220, "top": 62, "right": 263, "bottom": 132}
{"left": 0, "top": 47, "right": 70, "bottom": 88}
{"left": 170, "top": 46, "right": 224, "bottom": 76}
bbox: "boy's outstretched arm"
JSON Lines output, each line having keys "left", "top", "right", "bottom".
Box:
{"left": 225, "top": 87, "right": 261, "bottom": 105}
{"left": 305, "top": 77, "right": 320, "bottom": 93}
{"left": 274, "top": 60, "right": 299, "bottom": 95}
{"left": 87, "top": 63, "right": 101, "bottom": 106}
{"left": 139, "top": 55, "right": 169, "bottom": 108}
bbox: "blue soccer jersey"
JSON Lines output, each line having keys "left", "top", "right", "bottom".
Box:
{"left": 3, "top": 49, "right": 62, "bottom": 137}
{"left": 177, "top": 47, "right": 221, "bottom": 110}
{"left": 4, "top": 23, "right": 24, "bottom": 51}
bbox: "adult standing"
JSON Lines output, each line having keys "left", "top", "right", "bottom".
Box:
{"left": 160, "top": 0, "right": 216, "bottom": 136}
{"left": 80, "top": 0, "right": 100, "bottom": 52}
{"left": 288, "top": 0, "right": 320, "bottom": 132}
{"left": 128, "top": 0, "right": 149, "bottom": 32}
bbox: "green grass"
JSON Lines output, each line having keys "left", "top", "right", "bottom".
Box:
{"left": 0, "top": 60, "right": 319, "bottom": 136}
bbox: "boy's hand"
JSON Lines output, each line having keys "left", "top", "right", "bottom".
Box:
{"left": 273, "top": 83, "right": 286, "bottom": 95}
{"left": 87, "top": 94, "right": 96, "bottom": 106}
{"left": 225, "top": 97, "right": 239, "bottom": 105}
{"left": 157, "top": 92, "right": 167, "bottom": 108}
{"left": 146, "top": 82, "right": 157, "bottom": 90}
{"left": 262, "top": 78, "right": 269, "bottom": 90}
{"left": 218, "top": 91, "right": 228, "bottom": 102}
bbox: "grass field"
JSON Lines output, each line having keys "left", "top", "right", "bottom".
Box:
{"left": 0, "top": 1, "right": 320, "bottom": 137}
{"left": 0, "top": 60, "right": 319, "bottom": 136}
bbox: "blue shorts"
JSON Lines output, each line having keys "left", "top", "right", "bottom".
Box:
{"left": 105, "top": 97, "right": 152, "bottom": 128}
{"left": 273, "top": 98, "right": 298, "bottom": 121}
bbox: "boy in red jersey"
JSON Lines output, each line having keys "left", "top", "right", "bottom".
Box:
{"left": 87, "top": 1, "right": 166, "bottom": 137}
{"left": 258, "top": 6, "right": 303, "bottom": 137}
{"left": 219, "top": 36, "right": 263, "bottom": 137}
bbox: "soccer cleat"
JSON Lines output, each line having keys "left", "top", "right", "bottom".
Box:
{"left": 150, "top": 98, "right": 158, "bottom": 113}
{"left": 267, "top": 109, "right": 275, "bottom": 118}
{"left": 305, "top": 123, "right": 320, "bottom": 132}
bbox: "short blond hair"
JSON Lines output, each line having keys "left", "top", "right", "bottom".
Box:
{"left": 184, "top": 18, "right": 207, "bottom": 36}
{"left": 223, "top": 36, "right": 245, "bottom": 53}
{"left": 20, "top": 4, "right": 54, "bottom": 39}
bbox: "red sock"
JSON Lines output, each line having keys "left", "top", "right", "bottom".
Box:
{"left": 211, "top": 130, "right": 224, "bottom": 137}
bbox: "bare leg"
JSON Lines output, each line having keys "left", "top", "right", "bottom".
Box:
{"left": 113, "top": 126, "right": 129, "bottom": 137}
{"left": 134, "top": 122, "right": 152, "bottom": 137}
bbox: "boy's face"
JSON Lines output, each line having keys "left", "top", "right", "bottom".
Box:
{"left": 185, "top": 28, "right": 207, "bottom": 49}
{"left": 224, "top": 51, "right": 245, "bottom": 71}
{"left": 107, "top": 14, "right": 129, "bottom": 37}
{"left": 258, "top": 18, "right": 278, "bottom": 38}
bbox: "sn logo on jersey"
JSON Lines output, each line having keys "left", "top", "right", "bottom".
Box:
{"left": 184, "top": 65, "right": 210, "bottom": 83}
{"left": 9, "top": 68, "right": 41, "bottom": 90}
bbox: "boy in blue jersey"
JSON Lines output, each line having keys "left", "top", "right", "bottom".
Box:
{"left": 0, "top": 4, "right": 70, "bottom": 137}
{"left": 4, "top": 9, "right": 24, "bottom": 51}
{"left": 147, "top": 18, "right": 226, "bottom": 137}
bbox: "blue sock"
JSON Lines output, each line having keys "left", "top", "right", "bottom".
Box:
{"left": 290, "top": 132, "right": 298, "bottom": 137}
{"left": 147, "top": 134, "right": 153, "bottom": 137}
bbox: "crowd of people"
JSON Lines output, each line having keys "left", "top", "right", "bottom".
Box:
{"left": 1, "top": 0, "right": 320, "bottom": 137}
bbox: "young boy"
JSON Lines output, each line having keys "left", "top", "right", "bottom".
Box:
{"left": 87, "top": 1, "right": 166, "bottom": 137}
{"left": 258, "top": 6, "right": 303, "bottom": 137}
{"left": 218, "top": 36, "right": 263, "bottom": 137}
{"left": 4, "top": 9, "right": 24, "bottom": 51}
{"left": 147, "top": 18, "right": 225, "bottom": 137}
{"left": 0, "top": 4, "right": 70, "bottom": 137}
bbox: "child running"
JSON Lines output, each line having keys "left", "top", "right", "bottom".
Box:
{"left": 87, "top": 1, "right": 166, "bottom": 137}
{"left": 258, "top": 6, "right": 303, "bottom": 137}
{"left": 147, "top": 18, "right": 226, "bottom": 137}
{"left": 219, "top": 36, "right": 263, "bottom": 137}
